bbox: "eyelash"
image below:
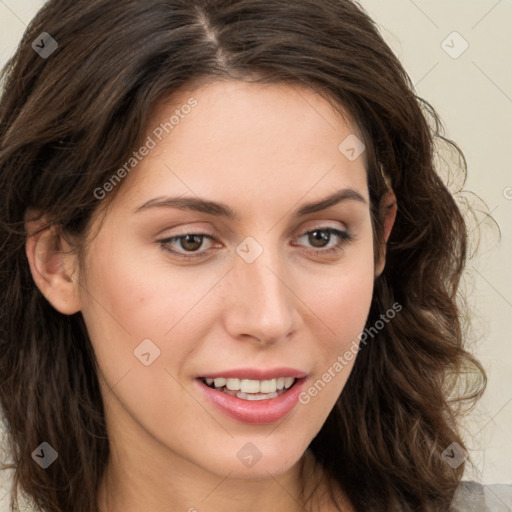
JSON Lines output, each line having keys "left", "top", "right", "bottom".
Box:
{"left": 158, "top": 227, "right": 353, "bottom": 261}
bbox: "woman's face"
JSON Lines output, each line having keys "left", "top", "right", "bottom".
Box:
{"left": 77, "top": 80, "right": 376, "bottom": 480}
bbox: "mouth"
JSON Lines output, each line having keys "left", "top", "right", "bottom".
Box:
{"left": 198, "top": 376, "right": 298, "bottom": 401}
{"left": 195, "top": 368, "right": 308, "bottom": 424}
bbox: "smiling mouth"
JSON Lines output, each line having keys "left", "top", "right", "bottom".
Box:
{"left": 199, "top": 376, "right": 298, "bottom": 401}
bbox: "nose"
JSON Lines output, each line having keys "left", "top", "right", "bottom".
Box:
{"left": 222, "top": 244, "right": 299, "bottom": 346}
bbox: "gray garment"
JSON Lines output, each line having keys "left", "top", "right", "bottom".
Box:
{"left": 451, "top": 481, "right": 512, "bottom": 511}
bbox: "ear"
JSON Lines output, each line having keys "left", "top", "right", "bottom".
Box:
{"left": 375, "top": 189, "right": 397, "bottom": 277}
{"left": 25, "top": 211, "right": 82, "bottom": 315}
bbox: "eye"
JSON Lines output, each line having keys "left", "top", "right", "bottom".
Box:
{"left": 294, "top": 227, "right": 353, "bottom": 256}
{"left": 158, "top": 226, "right": 354, "bottom": 261}
{"left": 158, "top": 232, "right": 216, "bottom": 260}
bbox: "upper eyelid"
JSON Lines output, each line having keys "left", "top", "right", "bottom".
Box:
{"left": 161, "top": 219, "right": 348, "bottom": 239}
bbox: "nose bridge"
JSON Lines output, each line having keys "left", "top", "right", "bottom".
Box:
{"left": 224, "top": 235, "right": 298, "bottom": 344}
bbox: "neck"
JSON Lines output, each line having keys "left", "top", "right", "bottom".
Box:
{"left": 97, "top": 447, "right": 333, "bottom": 512}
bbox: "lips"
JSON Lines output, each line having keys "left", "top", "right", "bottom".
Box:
{"left": 195, "top": 367, "right": 308, "bottom": 424}
{"left": 196, "top": 375, "right": 307, "bottom": 424}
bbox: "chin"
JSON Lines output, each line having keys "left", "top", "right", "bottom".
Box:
{"left": 206, "top": 437, "right": 306, "bottom": 479}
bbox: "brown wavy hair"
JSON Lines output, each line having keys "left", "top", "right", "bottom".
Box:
{"left": 0, "top": 0, "right": 487, "bottom": 511}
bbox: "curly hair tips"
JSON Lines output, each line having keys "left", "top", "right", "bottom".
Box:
{"left": 0, "top": 1, "right": 486, "bottom": 511}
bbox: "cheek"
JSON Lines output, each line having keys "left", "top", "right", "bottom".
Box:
{"left": 307, "top": 232, "right": 376, "bottom": 341}
{"left": 78, "top": 237, "right": 173, "bottom": 376}
{"left": 82, "top": 227, "right": 182, "bottom": 331}
{"left": 299, "top": 234, "right": 375, "bottom": 402}
{"left": 78, "top": 245, "right": 198, "bottom": 433}
{"left": 79, "top": 236, "right": 224, "bottom": 398}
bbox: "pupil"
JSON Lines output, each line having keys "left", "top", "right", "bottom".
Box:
{"left": 310, "top": 230, "right": 329, "bottom": 248}
{"left": 182, "top": 234, "right": 202, "bottom": 251}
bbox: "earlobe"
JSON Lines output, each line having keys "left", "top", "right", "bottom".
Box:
{"left": 375, "top": 189, "right": 397, "bottom": 277}
{"left": 25, "top": 216, "right": 82, "bottom": 315}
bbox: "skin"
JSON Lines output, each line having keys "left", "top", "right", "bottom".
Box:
{"left": 25, "top": 80, "right": 396, "bottom": 512}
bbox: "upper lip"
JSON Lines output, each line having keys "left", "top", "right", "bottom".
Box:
{"left": 198, "top": 367, "right": 307, "bottom": 380}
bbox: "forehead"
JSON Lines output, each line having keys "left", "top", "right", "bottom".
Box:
{"left": 108, "top": 80, "right": 369, "bottom": 216}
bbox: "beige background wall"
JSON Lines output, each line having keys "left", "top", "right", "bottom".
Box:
{"left": 356, "top": 1, "right": 512, "bottom": 485}
{"left": 0, "top": 0, "right": 510, "bottom": 485}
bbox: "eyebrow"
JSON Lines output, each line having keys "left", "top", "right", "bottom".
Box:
{"left": 132, "top": 188, "right": 367, "bottom": 219}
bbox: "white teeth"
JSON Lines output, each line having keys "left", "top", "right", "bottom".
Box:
{"left": 240, "top": 379, "right": 261, "bottom": 393}
{"left": 226, "top": 378, "right": 241, "bottom": 391}
{"left": 237, "top": 391, "right": 279, "bottom": 400}
{"left": 205, "top": 376, "right": 297, "bottom": 394}
{"left": 259, "top": 379, "right": 276, "bottom": 393}
{"left": 222, "top": 388, "right": 281, "bottom": 401}
{"left": 284, "top": 377, "right": 295, "bottom": 389}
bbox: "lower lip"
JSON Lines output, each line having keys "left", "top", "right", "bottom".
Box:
{"left": 196, "top": 378, "right": 306, "bottom": 425}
